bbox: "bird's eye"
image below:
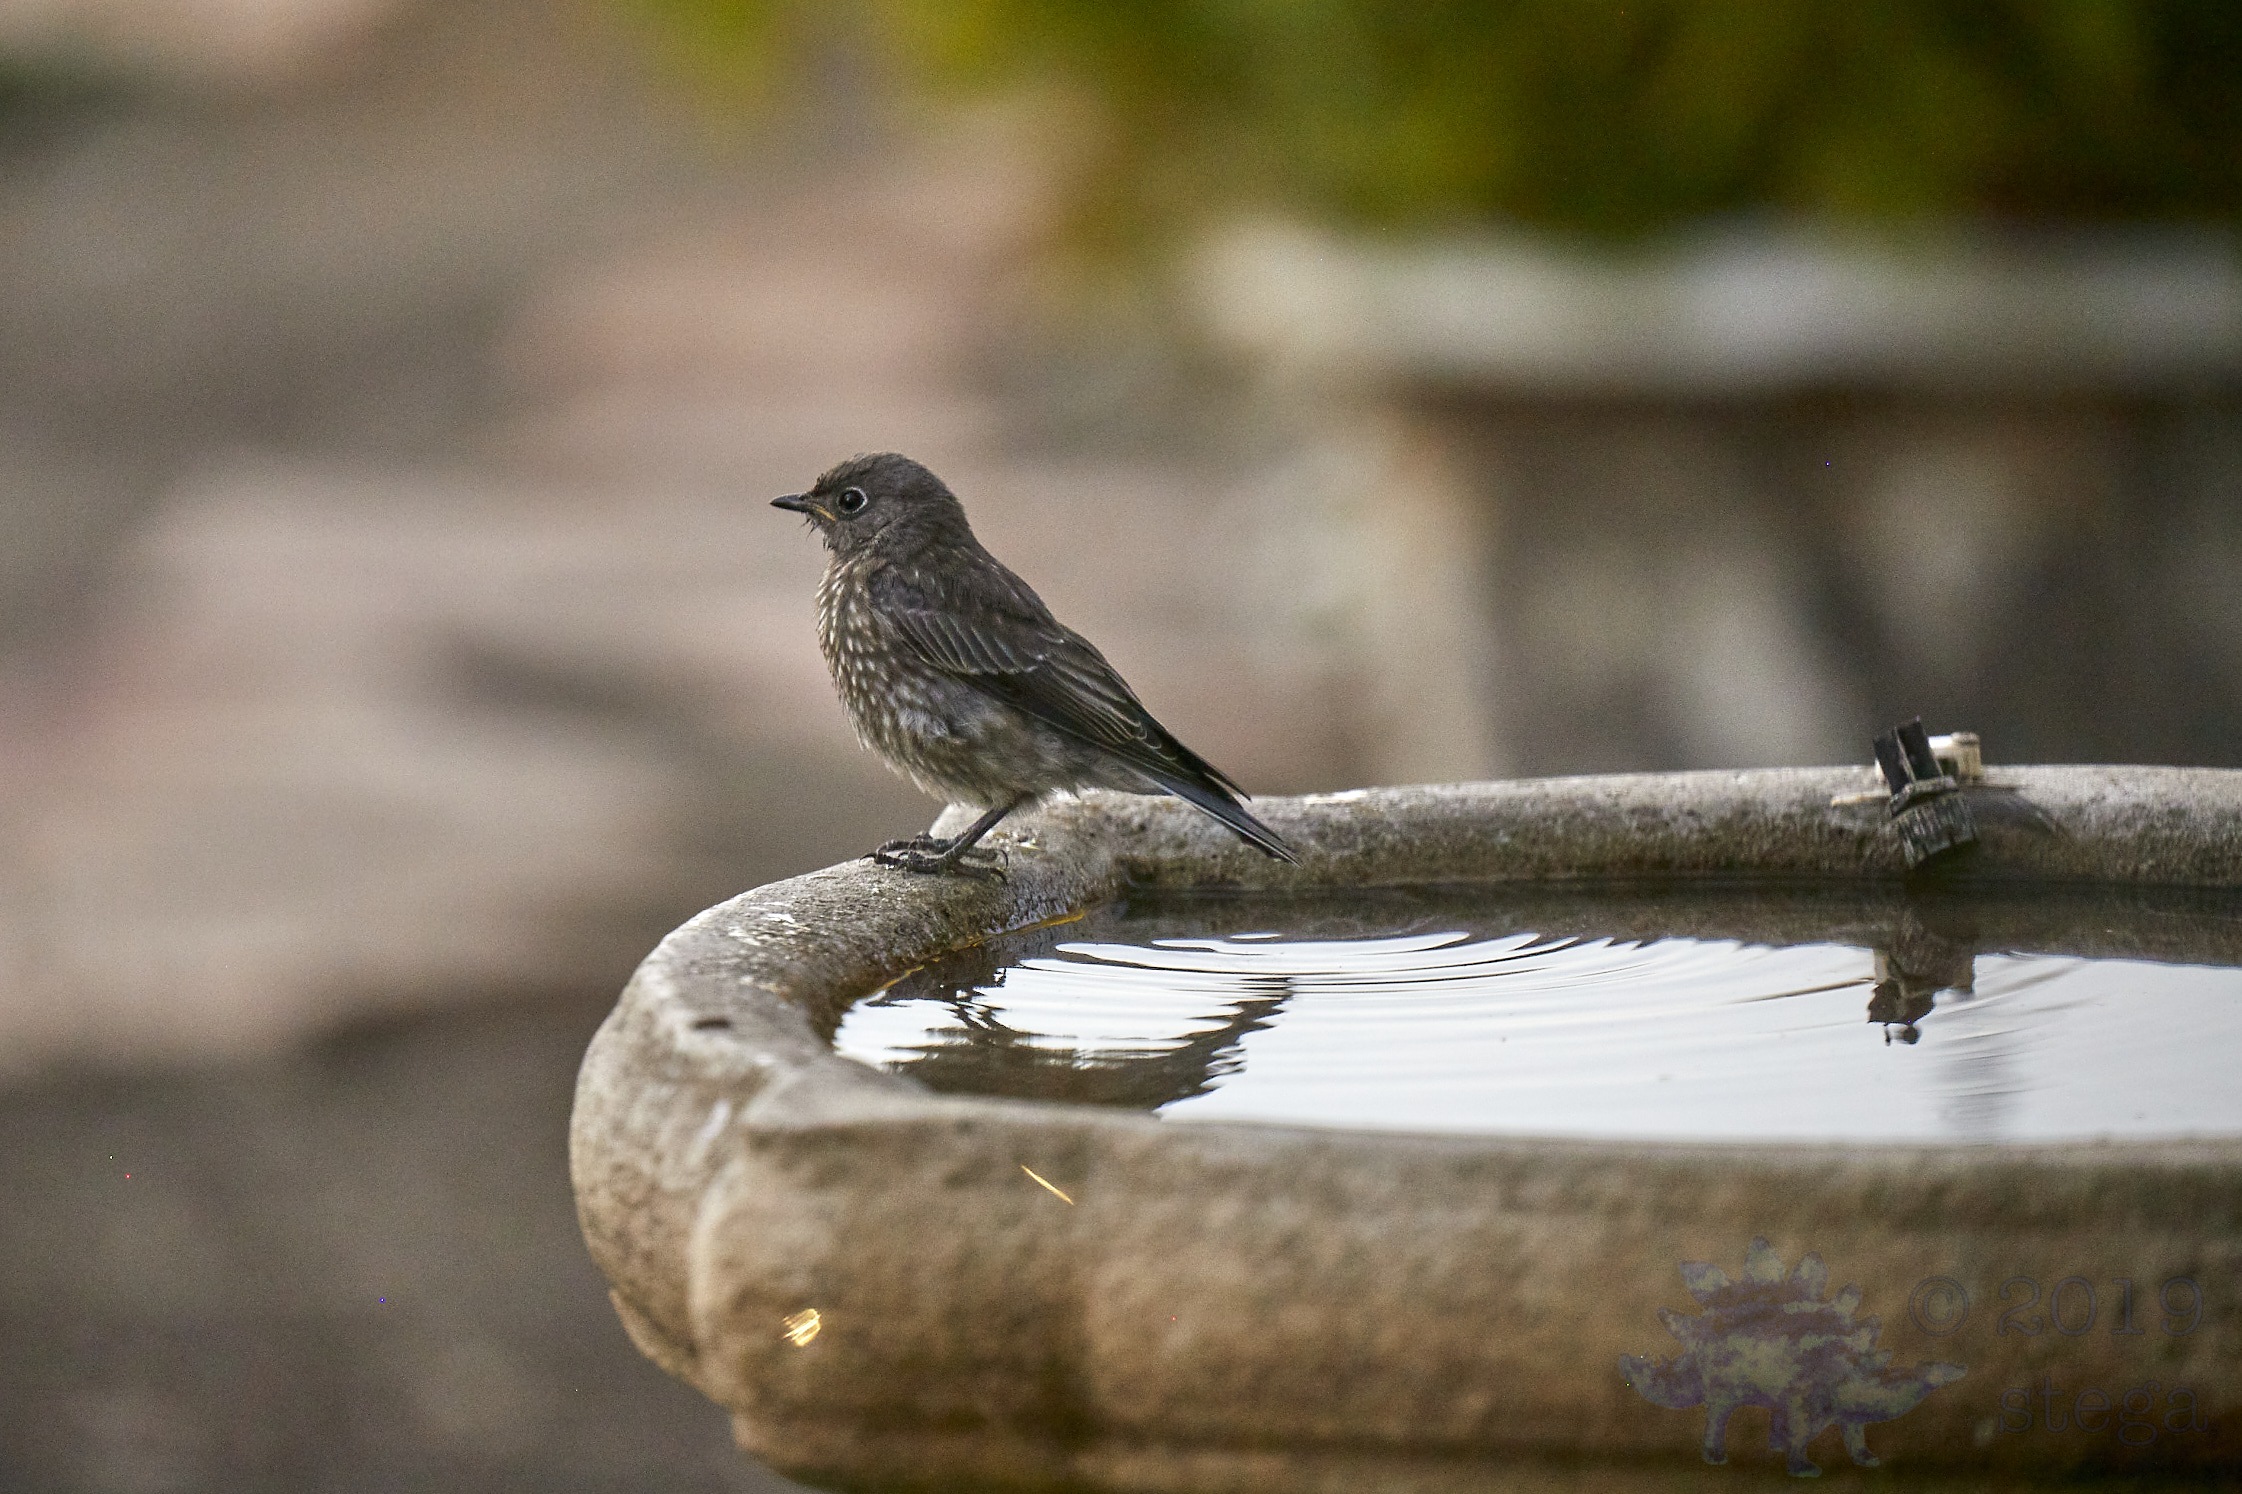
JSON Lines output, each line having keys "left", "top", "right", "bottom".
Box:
{"left": 835, "top": 487, "right": 869, "bottom": 516}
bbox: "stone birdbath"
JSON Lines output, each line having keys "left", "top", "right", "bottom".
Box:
{"left": 571, "top": 765, "right": 2242, "bottom": 1490}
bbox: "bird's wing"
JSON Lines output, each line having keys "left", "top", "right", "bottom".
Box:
{"left": 870, "top": 553, "right": 1245, "bottom": 796}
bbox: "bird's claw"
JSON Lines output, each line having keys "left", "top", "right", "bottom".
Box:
{"left": 871, "top": 834, "right": 951, "bottom": 857}
{"left": 868, "top": 841, "right": 1008, "bottom": 881}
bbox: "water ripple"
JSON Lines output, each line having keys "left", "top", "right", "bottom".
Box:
{"left": 833, "top": 909, "right": 2242, "bottom": 1143}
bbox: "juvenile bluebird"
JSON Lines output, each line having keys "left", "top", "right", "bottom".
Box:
{"left": 774, "top": 453, "right": 1297, "bottom": 875}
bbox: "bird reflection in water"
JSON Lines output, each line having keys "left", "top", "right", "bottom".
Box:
{"left": 1865, "top": 904, "right": 2032, "bottom": 1143}
{"left": 1866, "top": 909, "right": 1977, "bottom": 1045}
{"left": 859, "top": 929, "right": 1293, "bottom": 1111}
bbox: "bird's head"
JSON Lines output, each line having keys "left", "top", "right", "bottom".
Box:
{"left": 773, "top": 453, "right": 972, "bottom": 558}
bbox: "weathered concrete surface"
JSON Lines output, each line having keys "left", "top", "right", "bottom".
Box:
{"left": 572, "top": 767, "right": 2242, "bottom": 1490}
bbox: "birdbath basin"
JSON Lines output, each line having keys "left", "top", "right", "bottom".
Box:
{"left": 570, "top": 766, "right": 2242, "bottom": 1490}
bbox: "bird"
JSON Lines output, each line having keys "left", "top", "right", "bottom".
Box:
{"left": 773, "top": 453, "right": 1298, "bottom": 876}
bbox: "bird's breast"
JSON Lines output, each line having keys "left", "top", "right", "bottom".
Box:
{"left": 817, "top": 561, "right": 939, "bottom": 744}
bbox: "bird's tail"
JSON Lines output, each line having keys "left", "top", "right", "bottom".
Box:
{"left": 1148, "top": 771, "right": 1300, "bottom": 863}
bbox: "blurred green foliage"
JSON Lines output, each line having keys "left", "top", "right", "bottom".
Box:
{"left": 632, "top": 0, "right": 2242, "bottom": 236}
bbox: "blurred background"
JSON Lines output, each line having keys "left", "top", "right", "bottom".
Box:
{"left": 1, "top": 1, "right": 2237, "bottom": 1488}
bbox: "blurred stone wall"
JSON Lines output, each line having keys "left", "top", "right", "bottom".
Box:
{"left": 1200, "top": 223, "right": 2242, "bottom": 781}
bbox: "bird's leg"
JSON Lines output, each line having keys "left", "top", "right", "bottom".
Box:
{"left": 871, "top": 797, "right": 1024, "bottom": 877}
{"left": 871, "top": 816, "right": 982, "bottom": 860}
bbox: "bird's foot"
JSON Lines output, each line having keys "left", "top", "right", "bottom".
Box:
{"left": 869, "top": 839, "right": 1007, "bottom": 880}
{"left": 871, "top": 834, "right": 952, "bottom": 857}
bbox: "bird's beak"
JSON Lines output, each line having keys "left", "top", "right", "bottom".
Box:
{"left": 771, "top": 493, "right": 823, "bottom": 518}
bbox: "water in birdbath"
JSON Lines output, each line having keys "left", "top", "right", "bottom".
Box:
{"left": 831, "top": 883, "right": 2242, "bottom": 1143}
